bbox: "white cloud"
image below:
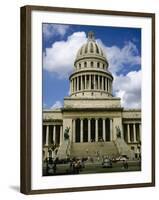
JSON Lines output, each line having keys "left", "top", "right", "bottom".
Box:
{"left": 113, "top": 70, "right": 141, "bottom": 109}
{"left": 43, "top": 32, "right": 140, "bottom": 79}
{"left": 51, "top": 101, "right": 63, "bottom": 109}
{"left": 43, "top": 24, "right": 69, "bottom": 40}
{"left": 97, "top": 40, "right": 141, "bottom": 74}
{"left": 43, "top": 31, "right": 141, "bottom": 109}
{"left": 43, "top": 32, "right": 87, "bottom": 78}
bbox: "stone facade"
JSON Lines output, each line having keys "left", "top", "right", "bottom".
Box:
{"left": 43, "top": 32, "right": 141, "bottom": 160}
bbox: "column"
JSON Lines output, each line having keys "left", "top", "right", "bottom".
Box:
{"left": 103, "top": 119, "right": 106, "bottom": 141}
{"left": 72, "top": 79, "right": 74, "bottom": 93}
{"left": 72, "top": 119, "right": 76, "bottom": 142}
{"left": 107, "top": 79, "right": 109, "bottom": 92}
{"left": 46, "top": 125, "right": 49, "bottom": 145}
{"left": 71, "top": 80, "right": 73, "bottom": 94}
{"left": 73, "top": 78, "right": 75, "bottom": 92}
{"left": 80, "top": 119, "right": 83, "bottom": 143}
{"left": 88, "top": 119, "right": 91, "bottom": 142}
{"left": 80, "top": 76, "right": 83, "bottom": 90}
{"left": 110, "top": 119, "right": 113, "bottom": 141}
{"left": 89, "top": 75, "right": 91, "bottom": 89}
{"left": 102, "top": 76, "right": 104, "bottom": 90}
{"left": 70, "top": 81, "right": 71, "bottom": 94}
{"left": 105, "top": 78, "right": 107, "bottom": 92}
{"left": 109, "top": 80, "right": 111, "bottom": 93}
{"left": 60, "top": 125, "right": 63, "bottom": 145}
{"left": 98, "top": 75, "right": 100, "bottom": 90}
{"left": 95, "top": 119, "right": 98, "bottom": 142}
{"left": 139, "top": 123, "right": 141, "bottom": 141}
{"left": 107, "top": 80, "right": 109, "bottom": 93}
{"left": 53, "top": 125, "right": 56, "bottom": 144}
{"left": 70, "top": 80, "right": 72, "bottom": 93}
{"left": 74, "top": 78, "right": 76, "bottom": 92}
{"left": 127, "top": 124, "right": 130, "bottom": 143}
{"left": 85, "top": 75, "right": 87, "bottom": 90}
{"left": 77, "top": 76, "right": 79, "bottom": 91}
{"left": 133, "top": 123, "right": 137, "bottom": 142}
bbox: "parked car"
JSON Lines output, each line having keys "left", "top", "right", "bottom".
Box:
{"left": 116, "top": 155, "right": 129, "bottom": 161}
{"left": 102, "top": 158, "right": 112, "bottom": 168}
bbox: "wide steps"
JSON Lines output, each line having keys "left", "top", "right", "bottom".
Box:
{"left": 70, "top": 142, "right": 119, "bottom": 158}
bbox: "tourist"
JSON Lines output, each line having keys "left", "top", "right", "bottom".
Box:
{"left": 123, "top": 160, "right": 128, "bottom": 169}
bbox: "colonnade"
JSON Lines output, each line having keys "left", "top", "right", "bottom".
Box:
{"left": 43, "top": 122, "right": 141, "bottom": 146}
{"left": 124, "top": 123, "right": 141, "bottom": 143}
{"left": 70, "top": 74, "right": 112, "bottom": 94}
{"left": 43, "top": 125, "right": 63, "bottom": 146}
{"left": 72, "top": 118, "right": 113, "bottom": 143}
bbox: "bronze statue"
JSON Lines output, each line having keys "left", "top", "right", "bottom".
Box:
{"left": 64, "top": 126, "right": 70, "bottom": 140}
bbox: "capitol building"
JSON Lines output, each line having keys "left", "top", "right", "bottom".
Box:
{"left": 43, "top": 32, "right": 141, "bottom": 161}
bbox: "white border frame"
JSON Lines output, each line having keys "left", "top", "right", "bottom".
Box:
{"left": 31, "top": 10, "right": 152, "bottom": 190}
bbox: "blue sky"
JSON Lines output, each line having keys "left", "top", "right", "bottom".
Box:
{"left": 42, "top": 23, "right": 141, "bottom": 109}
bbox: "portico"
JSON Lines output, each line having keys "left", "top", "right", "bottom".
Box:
{"left": 72, "top": 118, "right": 113, "bottom": 143}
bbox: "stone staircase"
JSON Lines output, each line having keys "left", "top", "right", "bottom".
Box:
{"left": 70, "top": 141, "right": 119, "bottom": 158}
{"left": 56, "top": 139, "right": 71, "bottom": 159}
{"left": 114, "top": 138, "right": 135, "bottom": 159}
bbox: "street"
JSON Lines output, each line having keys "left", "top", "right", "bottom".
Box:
{"left": 43, "top": 160, "right": 141, "bottom": 176}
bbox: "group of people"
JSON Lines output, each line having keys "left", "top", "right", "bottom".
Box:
{"left": 69, "top": 158, "right": 85, "bottom": 174}
{"left": 43, "top": 153, "right": 130, "bottom": 176}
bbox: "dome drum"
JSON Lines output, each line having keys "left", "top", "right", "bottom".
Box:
{"left": 74, "top": 58, "right": 109, "bottom": 71}
{"left": 69, "top": 73, "right": 113, "bottom": 98}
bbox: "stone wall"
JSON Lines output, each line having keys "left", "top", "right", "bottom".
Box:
{"left": 64, "top": 97, "right": 121, "bottom": 108}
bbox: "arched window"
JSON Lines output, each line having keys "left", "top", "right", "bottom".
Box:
{"left": 97, "top": 62, "right": 100, "bottom": 68}
{"left": 103, "top": 64, "right": 105, "bottom": 69}
{"left": 79, "top": 63, "right": 81, "bottom": 69}
{"left": 91, "top": 61, "right": 93, "bottom": 67}
{"left": 84, "top": 62, "right": 87, "bottom": 68}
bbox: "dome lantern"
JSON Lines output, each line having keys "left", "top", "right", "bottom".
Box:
{"left": 88, "top": 31, "right": 95, "bottom": 41}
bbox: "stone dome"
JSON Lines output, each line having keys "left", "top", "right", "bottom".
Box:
{"left": 75, "top": 31, "right": 108, "bottom": 65}
{"left": 69, "top": 31, "right": 113, "bottom": 98}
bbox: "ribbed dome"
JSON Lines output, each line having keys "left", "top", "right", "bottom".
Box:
{"left": 69, "top": 31, "right": 113, "bottom": 99}
{"left": 75, "top": 32, "right": 107, "bottom": 62}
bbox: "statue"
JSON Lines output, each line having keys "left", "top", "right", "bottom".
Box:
{"left": 64, "top": 126, "right": 70, "bottom": 140}
{"left": 116, "top": 126, "right": 121, "bottom": 138}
